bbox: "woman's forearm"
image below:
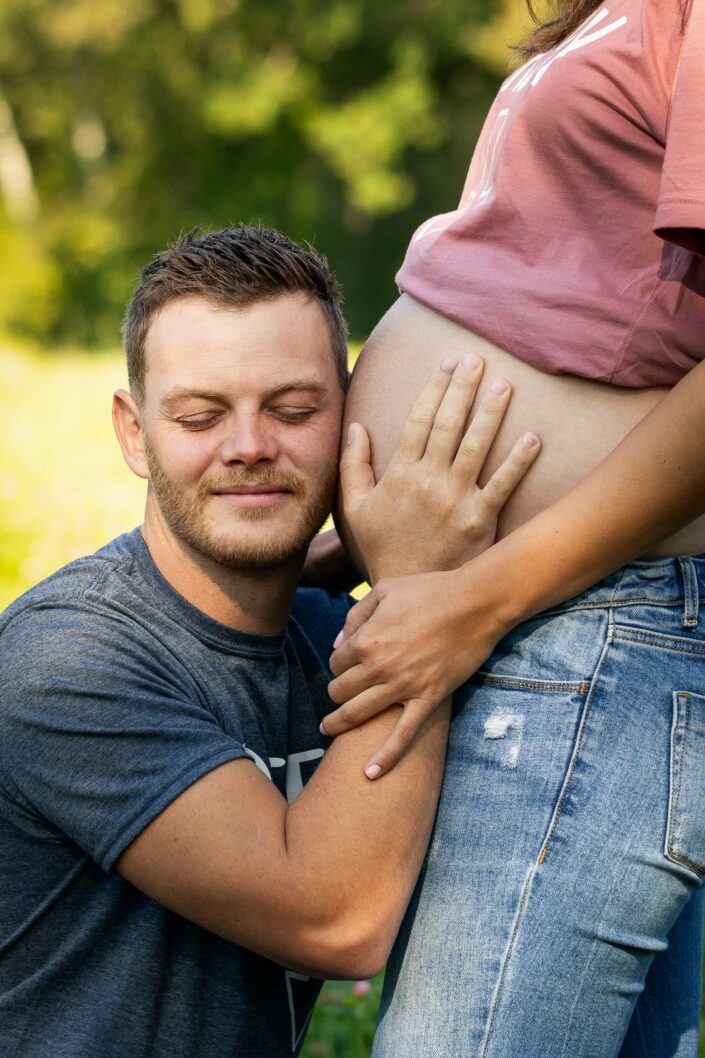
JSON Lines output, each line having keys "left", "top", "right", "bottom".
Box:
{"left": 474, "top": 356, "right": 705, "bottom": 628}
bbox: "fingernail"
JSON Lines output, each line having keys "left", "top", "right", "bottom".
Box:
{"left": 333, "top": 630, "right": 344, "bottom": 648}
{"left": 522, "top": 432, "right": 539, "bottom": 448}
{"left": 490, "top": 378, "right": 509, "bottom": 395}
{"left": 320, "top": 721, "right": 328, "bottom": 735}
{"left": 440, "top": 358, "right": 458, "bottom": 374}
{"left": 462, "top": 353, "right": 481, "bottom": 371}
{"left": 365, "top": 764, "right": 382, "bottom": 780}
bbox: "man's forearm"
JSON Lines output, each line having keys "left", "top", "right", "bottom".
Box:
{"left": 469, "top": 356, "right": 705, "bottom": 628}
{"left": 284, "top": 701, "right": 450, "bottom": 978}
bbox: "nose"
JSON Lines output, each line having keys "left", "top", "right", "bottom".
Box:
{"left": 218, "top": 413, "right": 278, "bottom": 467}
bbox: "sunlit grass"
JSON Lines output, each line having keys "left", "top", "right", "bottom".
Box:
{"left": 0, "top": 345, "right": 144, "bottom": 609}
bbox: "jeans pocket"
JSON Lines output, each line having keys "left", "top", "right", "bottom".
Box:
{"left": 666, "top": 691, "right": 705, "bottom": 877}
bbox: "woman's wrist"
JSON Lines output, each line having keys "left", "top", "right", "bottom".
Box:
{"left": 454, "top": 530, "right": 549, "bottom": 637}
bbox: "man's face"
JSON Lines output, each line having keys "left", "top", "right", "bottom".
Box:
{"left": 138, "top": 292, "right": 344, "bottom": 571}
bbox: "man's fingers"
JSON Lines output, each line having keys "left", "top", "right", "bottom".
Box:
{"left": 452, "top": 378, "right": 512, "bottom": 481}
{"left": 363, "top": 703, "right": 426, "bottom": 778}
{"left": 394, "top": 359, "right": 458, "bottom": 463}
{"left": 423, "top": 353, "right": 485, "bottom": 466}
{"left": 339, "top": 422, "right": 375, "bottom": 509}
{"left": 480, "top": 431, "right": 541, "bottom": 512}
{"left": 320, "top": 685, "right": 395, "bottom": 737}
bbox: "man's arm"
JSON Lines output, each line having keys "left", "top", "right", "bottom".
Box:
{"left": 117, "top": 702, "right": 448, "bottom": 980}
{"left": 324, "top": 354, "right": 705, "bottom": 775}
{"left": 118, "top": 358, "right": 540, "bottom": 979}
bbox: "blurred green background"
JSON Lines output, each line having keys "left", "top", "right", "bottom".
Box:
{"left": 0, "top": 0, "right": 534, "bottom": 609}
{"left": 0, "top": 0, "right": 530, "bottom": 349}
{"left": 2, "top": 1, "right": 703, "bottom": 1055}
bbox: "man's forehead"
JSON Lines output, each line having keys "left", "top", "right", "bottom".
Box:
{"left": 146, "top": 291, "right": 329, "bottom": 346}
{"left": 143, "top": 293, "right": 339, "bottom": 399}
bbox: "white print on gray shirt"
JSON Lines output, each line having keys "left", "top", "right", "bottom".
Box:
{"left": 243, "top": 743, "right": 326, "bottom": 1051}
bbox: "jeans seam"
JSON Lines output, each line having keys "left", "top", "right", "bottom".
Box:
{"left": 614, "top": 629, "right": 705, "bottom": 656}
{"left": 536, "top": 618, "right": 614, "bottom": 866}
{"left": 478, "top": 860, "right": 540, "bottom": 1058}
{"left": 475, "top": 673, "right": 590, "bottom": 694}
{"left": 478, "top": 614, "right": 614, "bottom": 1058}
{"left": 665, "top": 692, "right": 705, "bottom": 876}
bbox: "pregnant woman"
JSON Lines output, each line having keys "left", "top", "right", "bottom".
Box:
{"left": 321, "top": 0, "right": 705, "bottom": 1055}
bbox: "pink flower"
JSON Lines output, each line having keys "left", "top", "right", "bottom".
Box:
{"left": 351, "top": 980, "right": 371, "bottom": 997}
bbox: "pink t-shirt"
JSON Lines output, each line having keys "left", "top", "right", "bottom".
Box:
{"left": 396, "top": 0, "right": 705, "bottom": 387}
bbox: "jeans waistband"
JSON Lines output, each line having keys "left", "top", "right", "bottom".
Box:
{"left": 545, "top": 554, "right": 705, "bottom": 628}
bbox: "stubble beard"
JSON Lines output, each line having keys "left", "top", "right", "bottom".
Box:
{"left": 143, "top": 436, "right": 337, "bottom": 572}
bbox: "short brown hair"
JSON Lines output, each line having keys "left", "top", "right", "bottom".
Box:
{"left": 123, "top": 225, "right": 349, "bottom": 403}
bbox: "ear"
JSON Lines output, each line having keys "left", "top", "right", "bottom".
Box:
{"left": 112, "top": 389, "right": 149, "bottom": 480}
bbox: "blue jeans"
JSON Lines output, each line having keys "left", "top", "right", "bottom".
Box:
{"left": 374, "top": 556, "right": 705, "bottom": 1058}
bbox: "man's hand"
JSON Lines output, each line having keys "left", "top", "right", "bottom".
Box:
{"left": 339, "top": 354, "right": 540, "bottom": 583}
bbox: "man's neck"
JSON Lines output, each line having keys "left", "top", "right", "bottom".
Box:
{"left": 140, "top": 506, "right": 301, "bottom": 636}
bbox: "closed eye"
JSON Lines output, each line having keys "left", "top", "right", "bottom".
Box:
{"left": 271, "top": 407, "right": 318, "bottom": 422}
{"left": 178, "top": 415, "right": 221, "bottom": 431}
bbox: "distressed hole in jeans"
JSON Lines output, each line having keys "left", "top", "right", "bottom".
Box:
{"left": 483, "top": 712, "right": 524, "bottom": 768}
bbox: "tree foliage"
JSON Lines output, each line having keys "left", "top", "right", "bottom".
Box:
{"left": 0, "top": 0, "right": 530, "bottom": 344}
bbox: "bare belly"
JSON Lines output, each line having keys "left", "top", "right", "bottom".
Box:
{"left": 343, "top": 295, "right": 705, "bottom": 559}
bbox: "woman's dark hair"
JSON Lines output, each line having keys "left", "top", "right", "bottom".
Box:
{"left": 518, "top": 0, "right": 692, "bottom": 58}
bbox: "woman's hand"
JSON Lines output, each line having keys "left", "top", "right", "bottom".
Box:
{"left": 339, "top": 354, "right": 541, "bottom": 582}
{"left": 323, "top": 562, "right": 512, "bottom": 778}
{"left": 322, "top": 354, "right": 541, "bottom": 777}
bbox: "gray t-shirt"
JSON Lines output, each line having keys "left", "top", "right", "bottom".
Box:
{"left": 0, "top": 529, "right": 352, "bottom": 1057}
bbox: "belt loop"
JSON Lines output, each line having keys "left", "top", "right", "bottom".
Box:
{"left": 677, "top": 556, "right": 699, "bottom": 628}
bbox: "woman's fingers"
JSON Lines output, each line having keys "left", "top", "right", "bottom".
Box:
{"left": 423, "top": 353, "right": 485, "bottom": 466}
{"left": 362, "top": 701, "right": 428, "bottom": 778}
{"left": 327, "top": 653, "right": 385, "bottom": 706}
{"left": 481, "top": 431, "right": 541, "bottom": 512}
{"left": 394, "top": 359, "right": 459, "bottom": 463}
{"left": 320, "top": 684, "right": 396, "bottom": 737}
{"left": 328, "top": 591, "right": 380, "bottom": 676}
{"left": 452, "top": 378, "right": 513, "bottom": 481}
{"left": 339, "top": 422, "right": 375, "bottom": 512}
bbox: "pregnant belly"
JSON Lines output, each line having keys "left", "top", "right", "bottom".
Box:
{"left": 343, "top": 294, "right": 705, "bottom": 559}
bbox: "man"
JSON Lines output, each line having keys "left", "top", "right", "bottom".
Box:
{"left": 0, "top": 226, "right": 537, "bottom": 1057}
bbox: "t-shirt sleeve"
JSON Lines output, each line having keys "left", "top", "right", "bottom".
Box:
{"left": 654, "top": 0, "right": 705, "bottom": 250}
{"left": 0, "top": 605, "right": 250, "bottom": 872}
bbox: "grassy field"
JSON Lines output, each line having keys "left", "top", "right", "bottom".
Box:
{"left": 1, "top": 345, "right": 703, "bottom": 1055}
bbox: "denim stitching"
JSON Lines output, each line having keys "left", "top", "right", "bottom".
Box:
{"left": 543, "top": 597, "right": 705, "bottom": 619}
{"left": 478, "top": 616, "right": 613, "bottom": 1057}
{"left": 614, "top": 629, "right": 705, "bottom": 656}
{"left": 665, "top": 693, "right": 680, "bottom": 867}
{"left": 536, "top": 617, "right": 614, "bottom": 865}
{"left": 671, "top": 694, "right": 688, "bottom": 851}
{"left": 474, "top": 673, "right": 590, "bottom": 694}
{"left": 478, "top": 861, "right": 540, "bottom": 1058}
{"left": 666, "top": 692, "right": 705, "bottom": 876}
{"left": 678, "top": 557, "right": 700, "bottom": 627}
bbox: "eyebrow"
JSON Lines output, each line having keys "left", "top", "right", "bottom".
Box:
{"left": 160, "top": 379, "right": 329, "bottom": 412}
